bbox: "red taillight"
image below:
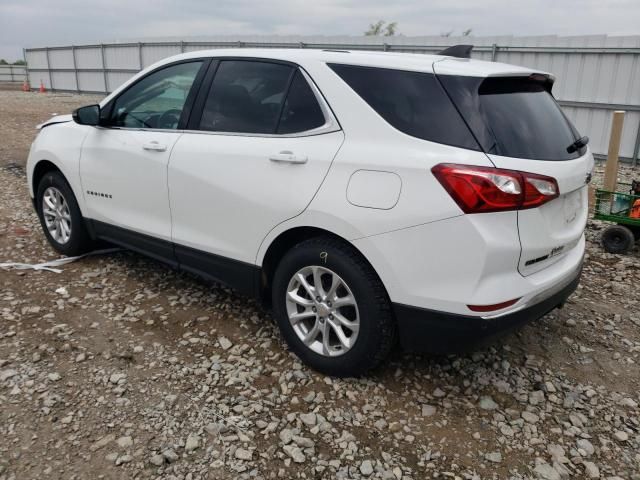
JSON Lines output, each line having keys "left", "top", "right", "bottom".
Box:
{"left": 432, "top": 163, "right": 559, "bottom": 213}
{"left": 522, "top": 174, "right": 559, "bottom": 209}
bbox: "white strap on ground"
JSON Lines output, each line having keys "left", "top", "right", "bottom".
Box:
{"left": 0, "top": 248, "right": 122, "bottom": 273}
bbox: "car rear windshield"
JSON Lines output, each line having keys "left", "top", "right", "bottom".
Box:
{"left": 329, "top": 63, "right": 480, "bottom": 151}
{"left": 437, "top": 75, "right": 585, "bottom": 161}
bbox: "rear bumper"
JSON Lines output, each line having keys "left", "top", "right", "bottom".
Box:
{"left": 394, "top": 261, "right": 582, "bottom": 353}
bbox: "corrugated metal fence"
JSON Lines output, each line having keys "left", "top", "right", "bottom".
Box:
{"left": 24, "top": 35, "right": 640, "bottom": 164}
{"left": 0, "top": 64, "right": 26, "bottom": 83}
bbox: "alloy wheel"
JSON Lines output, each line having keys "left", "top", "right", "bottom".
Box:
{"left": 285, "top": 265, "right": 360, "bottom": 357}
{"left": 42, "top": 186, "right": 72, "bottom": 244}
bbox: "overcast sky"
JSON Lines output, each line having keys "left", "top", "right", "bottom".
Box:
{"left": 1, "top": 0, "right": 639, "bottom": 61}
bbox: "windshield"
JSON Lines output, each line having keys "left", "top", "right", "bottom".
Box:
{"left": 438, "top": 75, "right": 585, "bottom": 161}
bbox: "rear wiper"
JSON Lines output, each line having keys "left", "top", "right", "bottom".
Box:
{"left": 566, "top": 136, "right": 589, "bottom": 154}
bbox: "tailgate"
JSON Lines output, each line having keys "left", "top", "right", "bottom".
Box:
{"left": 434, "top": 62, "right": 594, "bottom": 276}
{"left": 489, "top": 153, "right": 593, "bottom": 275}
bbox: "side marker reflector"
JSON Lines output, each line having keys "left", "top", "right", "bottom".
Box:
{"left": 467, "top": 298, "right": 520, "bottom": 313}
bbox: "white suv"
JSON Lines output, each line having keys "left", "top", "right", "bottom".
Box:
{"left": 27, "top": 48, "right": 593, "bottom": 376}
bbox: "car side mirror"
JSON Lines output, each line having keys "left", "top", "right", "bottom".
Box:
{"left": 72, "top": 104, "right": 101, "bottom": 126}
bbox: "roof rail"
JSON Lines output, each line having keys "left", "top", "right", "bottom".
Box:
{"left": 437, "top": 44, "right": 473, "bottom": 59}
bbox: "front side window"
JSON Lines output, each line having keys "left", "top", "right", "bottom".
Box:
{"left": 199, "top": 60, "right": 293, "bottom": 134}
{"left": 110, "top": 61, "right": 203, "bottom": 130}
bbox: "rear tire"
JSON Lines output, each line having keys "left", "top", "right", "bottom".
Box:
{"left": 601, "top": 225, "right": 635, "bottom": 254}
{"left": 36, "top": 171, "right": 93, "bottom": 256}
{"left": 271, "top": 237, "right": 396, "bottom": 377}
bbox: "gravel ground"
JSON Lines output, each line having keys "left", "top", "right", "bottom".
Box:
{"left": 1, "top": 91, "right": 639, "bottom": 480}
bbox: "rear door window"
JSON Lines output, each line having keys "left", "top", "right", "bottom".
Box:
{"left": 277, "top": 71, "right": 326, "bottom": 134}
{"left": 329, "top": 63, "right": 480, "bottom": 150}
{"left": 199, "top": 60, "right": 293, "bottom": 134}
{"left": 437, "top": 75, "right": 584, "bottom": 160}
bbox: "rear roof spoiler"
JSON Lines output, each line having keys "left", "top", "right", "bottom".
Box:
{"left": 438, "top": 44, "right": 473, "bottom": 59}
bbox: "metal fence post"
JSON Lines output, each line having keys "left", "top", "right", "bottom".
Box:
{"left": 180, "top": 41, "right": 185, "bottom": 53}
{"left": 491, "top": 43, "right": 498, "bottom": 61}
{"left": 100, "top": 44, "right": 108, "bottom": 93}
{"left": 71, "top": 45, "right": 80, "bottom": 92}
{"left": 45, "top": 47, "right": 52, "bottom": 90}
{"left": 632, "top": 123, "right": 640, "bottom": 168}
{"left": 138, "top": 42, "right": 144, "bottom": 69}
{"left": 9, "top": 64, "right": 13, "bottom": 82}
{"left": 22, "top": 48, "right": 28, "bottom": 89}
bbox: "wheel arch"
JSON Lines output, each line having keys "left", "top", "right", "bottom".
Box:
{"left": 32, "top": 159, "right": 63, "bottom": 198}
{"left": 31, "top": 159, "right": 86, "bottom": 217}
{"left": 258, "top": 225, "right": 387, "bottom": 306}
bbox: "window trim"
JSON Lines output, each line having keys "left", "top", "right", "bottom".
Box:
{"left": 186, "top": 57, "right": 340, "bottom": 138}
{"left": 99, "top": 58, "right": 211, "bottom": 132}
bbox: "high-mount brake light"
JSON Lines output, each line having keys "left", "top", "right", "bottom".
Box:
{"left": 431, "top": 164, "right": 559, "bottom": 214}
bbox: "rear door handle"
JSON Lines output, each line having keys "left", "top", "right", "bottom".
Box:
{"left": 269, "top": 151, "right": 308, "bottom": 164}
{"left": 142, "top": 141, "right": 167, "bottom": 152}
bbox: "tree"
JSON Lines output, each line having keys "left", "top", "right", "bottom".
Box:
{"left": 441, "top": 28, "right": 473, "bottom": 37}
{"left": 0, "top": 59, "right": 8, "bottom": 65}
{"left": 13, "top": 59, "right": 26, "bottom": 65}
{"left": 365, "top": 20, "right": 384, "bottom": 36}
{"left": 365, "top": 20, "right": 399, "bottom": 36}
{"left": 384, "top": 22, "right": 398, "bottom": 36}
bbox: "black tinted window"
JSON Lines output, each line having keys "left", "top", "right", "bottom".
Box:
{"left": 277, "top": 71, "right": 325, "bottom": 134}
{"left": 200, "top": 60, "right": 293, "bottom": 134}
{"left": 111, "top": 61, "right": 203, "bottom": 129}
{"left": 329, "top": 64, "right": 479, "bottom": 150}
{"left": 439, "top": 76, "right": 583, "bottom": 160}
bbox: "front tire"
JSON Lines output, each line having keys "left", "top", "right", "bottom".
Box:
{"left": 36, "top": 171, "right": 93, "bottom": 256}
{"left": 272, "top": 237, "right": 396, "bottom": 377}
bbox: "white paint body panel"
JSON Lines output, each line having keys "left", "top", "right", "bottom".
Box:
{"left": 168, "top": 131, "right": 344, "bottom": 263}
{"left": 26, "top": 121, "right": 88, "bottom": 213}
{"left": 79, "top": 128, "right": 181, "bottom": 240}
{"left": 354, "top": 216, "right": 585, "bottom": 315}
{"left": 488, "top": 150, "right": 594, "bottom": 275}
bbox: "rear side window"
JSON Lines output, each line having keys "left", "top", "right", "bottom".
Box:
{"left": 199, "top": 60, "right": 293, "bottom": 134}
{"left": 438, "top": 76, "right": 584, "bottom": 160}
{"left": 328, "top": 64, "right": 480, "bottom": 150}
{"left": 277, "top": 71, "right": 325, "bottom": 134}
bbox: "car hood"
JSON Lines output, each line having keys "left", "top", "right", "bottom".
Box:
{"left": 37, "top": 114, "right": 73, "bottom": 130}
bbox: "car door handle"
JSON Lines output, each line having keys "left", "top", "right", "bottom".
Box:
{"left": 269, "top": 151, "right": 308, "bottom": 164}
{"left": 142, "top": 141, "right": 167, "bottom": 152}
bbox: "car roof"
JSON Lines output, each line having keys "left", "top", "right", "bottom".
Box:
{"left": 162, "top": 48, "right": 548, "bottom": 78}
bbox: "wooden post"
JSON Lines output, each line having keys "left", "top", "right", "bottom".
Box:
{"left": 603, "top": 110, "right": 625, "bottom": 192}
